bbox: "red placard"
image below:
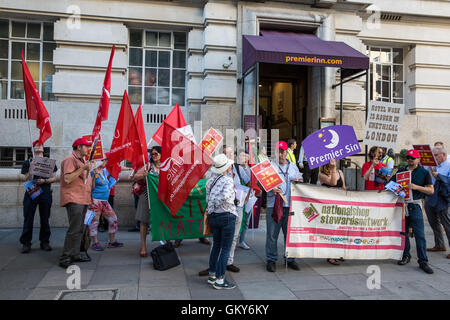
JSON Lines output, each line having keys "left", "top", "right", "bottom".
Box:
{"left": 82, "top": 134, "right": 104, "bottom": 161}
{"left": 250, "top": 160, "right": 284, "bottom": 192}
{"left": 200, "top": 128, "right": 223, "bottom": 156}
{"left": 396, "top": 171, "right": 411, "bottom": 201}
{"left": 413, "top": 145, "right": 438, "bottom": 167}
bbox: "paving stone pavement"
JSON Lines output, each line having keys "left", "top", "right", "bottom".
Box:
{"left": 0, "top": 222, "right": 450, "bottom": 300}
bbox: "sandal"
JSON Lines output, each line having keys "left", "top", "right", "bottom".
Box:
{"left": 338, "top": 257, "right": 345, "bottom": 262}
{"left": 140, "top": 250, "right": 148, "bottom": 258}
{"left": 327, "top": 258, "right": 340, "bottom": 265}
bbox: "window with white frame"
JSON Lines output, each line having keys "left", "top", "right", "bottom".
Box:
{"left": 0, "top": 19, "right": 56, "bottom": 101}
{"left": 128, "top": 29, "right": 186, "bottom": 106}
{"left": 367, "top": 46, "right": 404, "bottom": 104}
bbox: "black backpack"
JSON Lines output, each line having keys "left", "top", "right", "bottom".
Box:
{"left": 150, "top": 242, "right": 181, "bottom": 271}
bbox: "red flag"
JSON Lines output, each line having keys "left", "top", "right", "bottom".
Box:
{"left": 22, "top": 52, "right": 52, "bottom": 146}
{"left": 248, "top": 139, "right": 261, "bottom": 196}
{"left": 158, "top": 122, "right": 212, "bottom": 215}
{"left": 152, "top": 103, "right": 186, "bottom": 145}
{"left": 92, "top": 45, "right": 115, "bottom": 139}
{"left": 106, "top": 90, "right": 141, "bottom": 180}
{"left": 133, "top": 104, "right": 149, "bottom": 170}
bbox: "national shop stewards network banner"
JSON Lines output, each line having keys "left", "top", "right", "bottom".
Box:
{"left": 286, "top": 184, "right": 405, "bottom": 260}
{"left": 147, "top": 173, "right": 210, "bottom": 241}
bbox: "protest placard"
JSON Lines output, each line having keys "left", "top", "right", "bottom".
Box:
{"left": 363, "top": 101, "right": 404, "bottom": 149}
{"left": 30, "top": 156, "right": 56, "bottom": 179}
{"left": 413, "top": 144, "right": 438, "bottom": 167}
{"left": 286, "top": 184, "right": 405, "bottom": 260}
{"left": 200, "top": 128, "right": 223, "bottom": 156}
{"left": 250, "top": 160, "right": 284, "bottom": 192}
{"left": 82, "top": 134, "right": 104, "bottom": 161}
{"left": 302, "top": 125, "right": 361, "bottom": 170}
{"left": 396, "top": 171, "right": 411, "bottom": 201}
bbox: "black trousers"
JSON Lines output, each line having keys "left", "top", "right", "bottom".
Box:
{"left": 20, "top": 191, "right": 52, "bottom": 246}
{"left": 301, "top": 161, "right": 319, "bottom": 185}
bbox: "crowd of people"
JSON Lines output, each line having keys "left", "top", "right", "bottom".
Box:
{"left": 19, "top": 135, "right": 450, "bottom": 289}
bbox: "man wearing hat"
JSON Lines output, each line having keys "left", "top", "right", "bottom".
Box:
{"left": 395, "top": 149, "right": 435, "bottom": 274}
{"left": 59, "top": 137, "right": 94, "bottom": 268}
{"left": 266, "top": 141, "right": 303, "bottom": 272}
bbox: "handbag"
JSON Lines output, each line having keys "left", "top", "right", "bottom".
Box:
{"left": 202, "top": 205, "right": 212, "bottom": 236}
{"left": 272, "top": 193, "right": 283, "bottom": 224}
{"left": 150, "top": 242, "right": 181, "bottom": 271}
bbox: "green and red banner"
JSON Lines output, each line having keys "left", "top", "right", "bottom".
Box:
{"left": 147, "top": 173, "right": 210, "bottom": 241}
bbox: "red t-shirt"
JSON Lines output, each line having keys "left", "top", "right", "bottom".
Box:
{"left": 361, "top": 162, "right": 386, "bottom": 190}
{"left": 109, "top": 186, "right": 115, "bottom": 197}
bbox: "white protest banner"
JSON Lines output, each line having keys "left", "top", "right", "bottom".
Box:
{"left": 30, "top": 157, "right": 56, "bottom": 179}
{"left": 286, "top": 184, "right": 405, "bottom": 260}
{"left": 363, "top": 101, "right": 404, "bottom": 149}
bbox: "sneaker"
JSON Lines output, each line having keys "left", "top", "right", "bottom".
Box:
{"left": 397, "top": 256, "right": 410, "bottom": 265}
{"left": 207, "top": 275, "right": 217, "bottom": 284}
{"left": 266, "top": 261, "right": 276, "bottom": 272}
{"left": 419, "top": 262, "right": 434, "bottom": 274}
{"left": 92, "top": 242, "right": 104, "bottom": 251}
{"left": 107, "top": 241, "right": 124, "bottom": 248}
{"left": 21, "top": 244, "right": 31, "bottom": 254}
{"left": 40, "top": 242, "right": 52, "bottom": 251}
{"left": 226, "top": 264, "right": 240, "bottom": 272}
{"left": 238, "top": 242, "right": 250, "bottom": 250}
{"left": 213, "top": 280, "right": 236, "bottom": 290}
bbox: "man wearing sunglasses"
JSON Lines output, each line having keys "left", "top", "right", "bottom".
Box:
{"left": 395, "top": 149, "right": 434, "bottom": 274}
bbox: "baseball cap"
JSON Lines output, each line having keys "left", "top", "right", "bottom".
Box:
{"left": 72, "top": 137, "right": 92, "bottom": 148}
{"left": 406, "top": 149, "right": 420, "bottom": 159}
{"left": 275, "top": 141, "right": 288, "bottom": 151}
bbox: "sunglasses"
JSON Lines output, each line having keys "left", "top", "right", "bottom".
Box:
{"left": 151, "top": 153, "right": 159, "bottom": 156}
{"left": 406, "top": 156, "right": 417, "bottom": 160}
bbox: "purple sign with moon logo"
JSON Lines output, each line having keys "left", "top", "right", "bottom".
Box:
{"left": 302, "top": 125, "right": 361, "bottom": 169}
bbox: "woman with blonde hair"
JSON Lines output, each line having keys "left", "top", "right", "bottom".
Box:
{"left": 318, "top": 158, "right": 346, "bottom": 265}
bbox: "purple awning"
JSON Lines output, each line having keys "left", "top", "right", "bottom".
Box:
{"left": 243, "top": 31, "right": 369, "bottom": 78}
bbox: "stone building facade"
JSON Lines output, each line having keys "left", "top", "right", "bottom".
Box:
{"left": 0, "top": 0, "right": 449, "bottom": 227}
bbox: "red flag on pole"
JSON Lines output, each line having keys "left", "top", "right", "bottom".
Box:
{"left": 157, "top": 122, "right": 212, "bottom": 215}
{"left": 248, "top": 138, "right": 261, "bottom": 196}
{"left": 106, "top": 90, "right": 142, "bottom": 180}
{"left": 151, "top": 103, "right": 186, "bottom": 146}
{"left": 22, "top": 52, "right": 52, "bottom": 146}
{"left": 92, "top": 45, "right": 115, "bottom": 139}
{"left": 133, "top": 104, "right": 149, "bottom": 170}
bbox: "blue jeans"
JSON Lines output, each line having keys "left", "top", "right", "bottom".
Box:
{"left": 239, "top": 209, "right": 251, "bottom": 244}
{"left": 208, "top": 212, "right": 236, "bottom": 279}
{"left": 404, "top": 203, "right": 428, "bottom": 264}
{"left": 266, "top": 207, "right": 294, "bottom": 263}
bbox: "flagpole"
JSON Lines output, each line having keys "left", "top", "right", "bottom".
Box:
{"left": 26, "top": 119, "right": 35, "bottom": 159}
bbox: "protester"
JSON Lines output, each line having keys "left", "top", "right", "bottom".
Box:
{"left": 228, "top": 146, "right": 250, "bottom": 268}
{"left": 395, "top": 149, "right": 435, "bottom": 274}
{"left": 20, "top": 141, "right": 57, "bottom": 253}
{"left": 206, "top": 154, "right": 237, "bottom": 289}
{"left": 425, "top": 146, "right": 450, "bottom": 258}
{"left": 298, "top": 144, "right": 319, "bottom": 185}
{"left": 237, "top": 149, "right": 252, "bottom": 250}
{"left": 380, "top": 147, "right": 395, "bottom": 169}
{"left": 257, "top": 145, "right": 269, "bottom": 163}
{"left": 319, "top": 158, "right": 346, "bottom": 266}
{"left": 434, "top": 141, "right": 450, "bottom": 161}
{"left": 362, "top": 146, "right": 386, "bottom": 190}
{"left": 59, "top": 137, "right": 93, "bottom": 268}
{"left": 287, "top": 139, "right": 297, "bottom": 164}
{"left": 266, "top": 141, "right": 302, "bottom": 272}
{"left": 88, "top": 157, "right": 123, "bottom": 251}
{"left": 135, "top": 146, "right": 161, "bottom": 257}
